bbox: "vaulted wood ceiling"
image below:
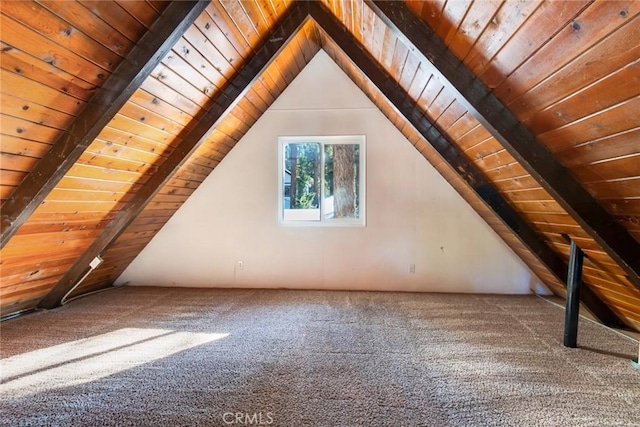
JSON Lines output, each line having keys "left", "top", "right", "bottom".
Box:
{"left": 1, "top": 1, "right": 638, "bottom": 331}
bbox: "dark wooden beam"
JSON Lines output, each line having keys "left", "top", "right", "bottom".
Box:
{"left": 366, "top": 0, "right": 640, "bottom": 290}
{"left": 38, "top": 3, "right": 310, "bottom": 310}
{"left": 564, "top": 240, "right": 584, "bottom": 348}
{"left": 309, "top": 2, "right": 625, "bottom": 329}
{"left": 0, "top": 0, "right": 209, "bottom": 249}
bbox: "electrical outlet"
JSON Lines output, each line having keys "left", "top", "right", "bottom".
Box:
{"left": 236, "top": 260, "right": 244, "bottom": 270}
{"left": 89, "top": 256, "right": 103, "bottom": 270}
{"left": 409, "top": 264, "right": 415, "bottom": 274}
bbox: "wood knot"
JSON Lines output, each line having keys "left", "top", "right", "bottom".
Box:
{"left": 42, "top": 55, "right": 56, "bottom": 66}
{"left": 571, "top": 21, "right": 581, "bottom": 31}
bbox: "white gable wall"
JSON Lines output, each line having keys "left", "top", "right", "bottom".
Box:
{"left": 117, "top": 51, "right": 546, "bottom": 294}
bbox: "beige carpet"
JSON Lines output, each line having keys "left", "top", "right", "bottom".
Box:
{"left": 1, "top": 287, "right": 639, "bottom": 426}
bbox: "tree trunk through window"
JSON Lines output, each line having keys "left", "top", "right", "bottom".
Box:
{"left": 313, "top": 148, "right": 321, "bottom": 207}
{"left": 333, "top": 144, "right": 356, "bottom": 217}
{"left": 289, "top": 144, "right": 297, "bottom": 208}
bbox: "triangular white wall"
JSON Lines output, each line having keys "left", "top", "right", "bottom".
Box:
{"left": 117, "top": 51, "right": 544, "bottom": 294}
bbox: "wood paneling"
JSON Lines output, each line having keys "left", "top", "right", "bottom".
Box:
{"left": 357, "top": 0, "right": 639, "bottom": 330}
{"left": 54, "top": 15, "right": 321, "bottom": 301}
{"left": 320, "top": 27, "right": 569, "bottom": 303}
{"left": 370, "top": 0, "right": 640, "bottom": 296}
{"left": 1, "top": 1, "right": 210, "bottom": 248}
{"left": 2, "top": 0, "right": 291, "bottom": 309}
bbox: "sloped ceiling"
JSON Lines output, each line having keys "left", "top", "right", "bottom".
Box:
{"left": 1, "top": 1, "right": 638, "bottom": 330}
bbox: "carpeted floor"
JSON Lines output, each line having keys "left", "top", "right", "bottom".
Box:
{"left": 1, "top": 287, "right": 639, "bottom": 426}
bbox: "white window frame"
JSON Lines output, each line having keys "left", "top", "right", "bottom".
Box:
{"left": 278, "top": 135, "right": 366, "bottom": 227}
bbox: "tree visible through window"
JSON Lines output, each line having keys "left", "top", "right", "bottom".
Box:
{"left": 279, "top": 136, "right": 365, "bottom": 225}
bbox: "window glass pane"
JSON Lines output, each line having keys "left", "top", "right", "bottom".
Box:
{"left": 283, "top": 143, "right": 321, "bottom": 221}
{"left": 279, "top": 136, "right": 364, "bottom": 226}
{"left": 325, "top": 144, "right": 359, "bottom": 219}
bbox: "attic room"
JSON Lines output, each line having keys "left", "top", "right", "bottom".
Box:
{"left": 1, "top": 0, "right": 639, "bottom": 425}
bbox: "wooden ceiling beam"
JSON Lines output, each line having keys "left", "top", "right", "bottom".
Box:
{"left": 366, "top": 0, "right": 640, "bottom": 290}
{"left": 309, "top": 2, "right": 625, "bottom": 328}
{"left": 0, "top": 0, "right": 210, "bottom": 249}
{"left": 38, "top": 2, "right": 311, "bottom": 310}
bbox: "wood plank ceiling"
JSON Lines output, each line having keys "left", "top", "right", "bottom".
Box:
{"left": 1, "top": 1, "right": 638, "bottom": 330}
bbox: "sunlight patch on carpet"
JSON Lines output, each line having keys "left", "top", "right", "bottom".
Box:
{"left": 1, "top": 328, "right": 228, "bottom": 398}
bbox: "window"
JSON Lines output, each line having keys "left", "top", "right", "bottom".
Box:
{"left": 278, "top": 135, "right": 365, "bottom": 226}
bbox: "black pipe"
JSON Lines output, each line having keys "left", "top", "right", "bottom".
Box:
{"left": 564, "top": 240, "right": 584, "bottom": 348}
{"left": 1, "top": 307, "right": 38, "bottom": 322}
